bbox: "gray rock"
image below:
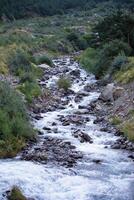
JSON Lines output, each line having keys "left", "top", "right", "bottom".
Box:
{"left": 100, "top": 83, "right": 124, "bottom": 102}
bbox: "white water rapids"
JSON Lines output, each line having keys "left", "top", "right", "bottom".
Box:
{"left": 0, "top": 57, "right": 134, "bottom": 200}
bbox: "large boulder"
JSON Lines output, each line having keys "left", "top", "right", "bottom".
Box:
{"left": 100, "top": 83, "right": 124, "bottom": 102}
{"left": 113, "top": 87, "right": 124, "bottom": 100}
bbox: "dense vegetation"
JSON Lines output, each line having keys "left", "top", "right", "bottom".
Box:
{"left": 0, "top": 0, "right": 133, "bottom": 20}
{"left": 80, "top": 10, "right": 134, "bottom": 78}
{"left": 0, "top": 81, "right": 35, "bottom": 158}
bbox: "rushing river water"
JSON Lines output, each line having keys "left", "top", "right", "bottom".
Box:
{"left": 0, "top": 57, "right": 134, "bottom": 200}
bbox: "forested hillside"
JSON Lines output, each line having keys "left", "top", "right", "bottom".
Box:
{"left": 0, "top": 0, "right": 133, "bottom": 20}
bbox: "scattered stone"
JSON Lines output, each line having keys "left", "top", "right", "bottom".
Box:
{"left": 52, "top": 122, "right": 57, "bottom": 126}
{"left": 73, "top": 130, "right": 93, "bottom": 143}
{"left": 92, "top": 159, "right": 102, "bottom": 164}
{"left": 38, "top": 131, "right": 44, "bottom": 135}
{"left": 22, "top": 137, "right": 83, "bottom": 168}
{"left": 34, "top": 115, "right": 43, "bottom": 120}
{"left": 70, "top": 69, "right": 80, "bottom": 77}
{"left": 43, "top": 127, "right": 51, "bottom": 131}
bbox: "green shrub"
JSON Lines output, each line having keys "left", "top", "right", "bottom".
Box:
{"left": 57, "top": 77, "right": 71, "bottom": 91}
{"left": 0, "top": 81, "right": 34, "bottom": 158}
{"left": 20, "top": 72, "right": 36, "bottom": 83}
{"left": 0, "top": 137, "right": 25, "bottom": 158}
{"left": 67, "top": 32, "right": 78, "bottom": 42}
{"left": 8, "top": 48, "right": 33, "bottom": 76}
{"left": 111, "top": 53, "right": 128, "bottom": 73}
{"left": 121, "top": 119, "right": 134, "bottom": 141}
{"left": 19, "top": 81, "right": 42, "bottom": 103}
{"left": 0, "top": 81, "right": 34, "bottom": 139}
{"left": 75, "top": 37, "right": 88, "bottom": 50}
{"left": 110, "top": 116, "right": 122, "bottom": 125}
{"left": 67, "top": 32, "right": 88, "bottom": 50}
{"left": 94, "top": 40, "right": 131, "bottom": 77}
{"left": 79, "top": 47, "right": 97, "bottom": 73}
{"left": 128, "top": 109, "right": 134, "bottom": 117}
{"left": 8, "top": 186, "right": 27, "bottom": 200}
{"left": 115, "top": 57, "right": 134, "bottom": 83}
{"left": 35, "top": 54, "right": 53, "bottom": 66}
{"left": 115, "top": 67, "right": 134, "bottom": 84}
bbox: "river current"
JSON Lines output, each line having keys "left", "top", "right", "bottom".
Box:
{"left": 0, "top": 57, "right": 134, "bottom": 200}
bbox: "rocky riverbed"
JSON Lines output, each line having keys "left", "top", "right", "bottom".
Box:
{"left": 0, "top": 56, "right": 134, "bottom": 200}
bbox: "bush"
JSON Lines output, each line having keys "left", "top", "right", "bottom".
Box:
{"left": 121, "top": 119, "right": 134, "bottom": 141}
{"left": 19, "top": 80, "right": 42, "bottom": 103}
{"left": 8, "top": 186, "right": 27, "bottom": 200}
{"left": 79, "top": 47, "right": 97, "bottom": 74}
{"left": 57, "top": 77, "right": 71, "bottom": 91}
{"left": 67, "top": 32, "right": 79, "bottom": 42}
{"left": 67, "top": 32, "right": 88, "bottom": 50}
{"left": 115, "top": 57, "right": 134, "bottom": 83}
{"left": 35, "top": 54, "right": 53, "bottom": 66}
{"left": 8, "top": 48, "right": 33, "bottom": 76}
{"left": 111, "top": 53, "right": 128, "bottom": 73}
{"left": 80, "top": 40, "right": 131, "bottom": 78}
{"left": 110, "top": 116, "right": 122, "bottom": 125}
{"left": 115, "top": 66, "right": 134, "bottom": 84}
{"left": 0, "top": 81, "right": 34, "bottom": 158}
{"left": 94, "top": 40, "right": 131, "bottom": 77}
{"left": 0, "top": 137, "right": 25, "bottom": 158}
{"left": 20, "top": 72, "right": 36, "bottom": 83}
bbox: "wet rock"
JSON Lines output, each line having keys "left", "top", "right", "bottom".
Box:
{"left": 52, "top": 122, "right": 57, "bottom": 126}
{"left": 38, "top": 131, "right": 44, "bottom": 135}
{"left": 33, "top": 109, "right": 40, "bottom": 115}
{"left": 94, "top": 117, "right": 105, "bottom": 124}
{"left": 78, "top": 105, "right": 87, "bottom": 109}
{"left": 74, "top": 109, "right": 89, "bottom": 115}
{"left": 62, "top": 121, "right": 70, "bottom": 126}
{"left": 34, "top": 115, "right": 43, "bottom": 120}
{"left": 128, "top": 154, "right": 134, "bottom": 160}
{"left": 73, "top": 130, "right": 93, "bottom": 143}
{"left": 53, "top": 128, "right": 58, "bottom": 133}
{"left": 24, "top": 152, "right": 47, "bottom": 162}
{"left": 70, "top": 69, "right": 80, "bottom": 77}
{"left": 74, "top": 95, "right": 83, "bottom": 103}
{"left": 77, "top": 91, "right": 88, "bottom": 97}
{"left": 100, "top": 127, "right": 109, "bottom": 132}
{"left": 22, "top": 136, "right": 83, "bottom": 168}
{"left": 80, "top": 132, "right": 93, "bottom": 143}
{"left": 111, "top": 144, "right": 121, "bottom": 149}
{"left": 43, "top": 127, "right": 51, "bottom": 131}
{"left": 92, "top": 159, "right": 102, "bottom": 164}
{"left": 84, "top": 84, "right": 92, "bottom": 92}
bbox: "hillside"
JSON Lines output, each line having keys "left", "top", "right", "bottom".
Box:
{"left": 0, "top": 0, "right": 133, "bottom": 20}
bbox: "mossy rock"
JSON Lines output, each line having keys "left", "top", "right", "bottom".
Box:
{"left": 8, "top": 187, "right": 27, "bottom": 200}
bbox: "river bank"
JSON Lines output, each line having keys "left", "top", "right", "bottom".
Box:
{"left": 22, "top": 56, "right": 134, "bottom": 165}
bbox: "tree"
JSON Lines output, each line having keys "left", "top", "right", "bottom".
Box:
{"left": 92, "top": 10, "right": 134, "bottom": 49}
